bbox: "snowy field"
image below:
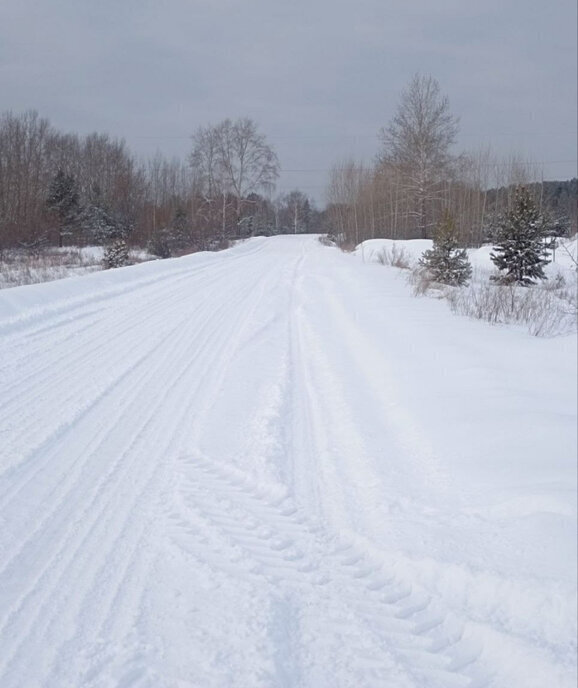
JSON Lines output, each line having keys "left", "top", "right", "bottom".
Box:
{"left": 356, "top": 235, "right": 578, "bottom": 279}
{"left": 0, "top": 235, "right": 576, "bottom": 687}
{"left": 357, "top": 237, "right": 577, "bottom": 337}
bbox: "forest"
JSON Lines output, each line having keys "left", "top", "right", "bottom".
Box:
{"left": 0, "top": 77, "right": 576, "bottom": 258}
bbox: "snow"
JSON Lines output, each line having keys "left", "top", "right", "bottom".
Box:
{"left": 357, "top": 235, "right": 578, "bottom": 277}
{"left": 0, "top": 235, "right": 576, "bottom": 687}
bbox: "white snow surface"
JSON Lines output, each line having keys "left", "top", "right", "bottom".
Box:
{"left": 0, "top": 235, "right": 576, "bottom": 687}
{"left": 357, "top": 236, "right": 578, "bottom": 277}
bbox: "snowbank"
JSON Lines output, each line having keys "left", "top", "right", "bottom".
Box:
{"left": 356, "top": 236, "right": 578, "bottom": 277}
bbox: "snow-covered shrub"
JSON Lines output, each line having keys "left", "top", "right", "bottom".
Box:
{"left": 103, "top": 239, "right": 129, "bottom": 269}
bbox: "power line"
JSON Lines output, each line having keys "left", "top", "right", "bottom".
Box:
{"left": 132, "top": 131, "right": 577, "bottom": 141}
{"left": 278, "top": 160, "right": 577, "bottom": 172}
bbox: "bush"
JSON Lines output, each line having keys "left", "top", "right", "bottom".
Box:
{"left": 148, "top": 231, "right": 172, "bottom": 259}
{"left": 375, "top": 244, "right": 411, "bottom": 269}
{"left": 446, "top": 281, "right": 576, "bottom": 336}
{"left": 408, "top": 265, "right": 438, "bottom": 296}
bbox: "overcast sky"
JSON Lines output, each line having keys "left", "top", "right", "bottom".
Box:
{"left": 1, "top": 0, "right": 576, "bottom": 204}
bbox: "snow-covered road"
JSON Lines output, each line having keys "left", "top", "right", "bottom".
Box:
{"left": 0, "top": 235, "right": 576, "bottom": 687}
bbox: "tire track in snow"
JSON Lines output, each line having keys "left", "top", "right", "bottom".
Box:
{"left": 0, "top": 258, "right": 248, "bottom": 567}
{"left": 0, "top": 240, "right": 268, "bottom": 425}
{"left": 168, "top": 455, "right": 491, "bottom": 688}
{"left": 0, "top": 255, "right": 222, "bottom": 386}
{"left": 0, "top": 240, "right": 276, "bottom": 532}
{"left": 0, "top": 241, "right": 269, "bottom": 488}
{"left": 0, "top": 321, "right": 196, "bottom": 683}
{"left": 48, "top": 256, "right": 294, "bottom": 688}
{"left": 0, "top": 244, "right": 288, "bottom": 687}
{"left": 0, "top": 247, "right": 266, "bottom": 472}
{"left": 283, "top": 246, "right": 570, "bottom": 688}
{"left": 0, "top": 239, "right": 267, "bottom": 343}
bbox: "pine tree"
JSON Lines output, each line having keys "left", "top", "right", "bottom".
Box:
{"left": 147, "top": 228, "right": 172, "bottom": 258}
{"left": 147, "top": 208, "right": 190, "bottom": 258}
{"left": 419, "top": 211, "right": 472, "bottom": 286}
{"left": 79, "top": 204, "right": 123, "bottom": 245}
{"left": 103, "top": 239, "right": 129, "bottom": 268}
{"left": 169, "top": 207, "right": 190, "bottom": 251}
{"left": 46, "top": 169, "right": 79, "bottom": 247}
{"left": 490, "top": 187, "right": 550, "bottom": 286}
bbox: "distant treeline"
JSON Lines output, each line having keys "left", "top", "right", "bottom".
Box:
{"left": 326, "top": 159, "right": 577, "bottom": 249}
{"left": 1, "top": 109, "right": 575, "bottom": 255}
{"left": 490, "top": 179, "right": 577, "bottom": 223}
{"left": 325, "top": 75, "right": 577, "bottom": 247}
{"left": 0, "top": 110, "right": 324, "bottom": 254}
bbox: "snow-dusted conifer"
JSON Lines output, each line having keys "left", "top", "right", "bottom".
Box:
{"left": 46, "top": 169, "right": 80, "bottom": 246}
{"left": 148, "top": 208, "right": 190, "bottom": 258}
{"left": 170, "top": 207, "right": 190, "bottom": 249}
{"left": 419, "top": 211, "right": 472, "bottom": 286}
{"left": 490, "top": 187, "right": 550, "bottom": 286}
{"left": 103, "top": 239, "right": 129, "bottom": 269}
{"left": 80, "top": 204, "right": 130, "bottom": 245}
{"left": 148, "top": 229, "right": 172, "bottom": 258}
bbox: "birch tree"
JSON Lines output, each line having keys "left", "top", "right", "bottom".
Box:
{"left": 379, "top": 74, "right": 458, "bottom": 238}
{"left": 190, "top": 118, "right": 279, "bottom": 236}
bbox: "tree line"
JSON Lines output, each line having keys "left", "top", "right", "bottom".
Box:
{"left": 0, "top": 111, "right": 323, "bottom": 255}
{"left": 325, "top": 74, "right": 577, "bottom": 247}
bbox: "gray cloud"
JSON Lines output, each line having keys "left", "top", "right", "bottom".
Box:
{"left": 1, "top": 0, "right": 576, "bottom": 202}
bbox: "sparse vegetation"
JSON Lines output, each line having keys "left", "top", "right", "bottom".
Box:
{"left": 375, "top": 244, "right": 411, "bottom": 269}
{"left": 446, "top": 278, "right": 577, "bottom": 336}
{"left": 0, "top": 245, "right": 152, "bottom": 288}
{"left": 408, "top": 264, "right": 438, "bottom": 296}
{"left": 0, "top": 248, "right": 101, "bottom": 288}
{"left": 368, "top": 236, "right": 578, "bottom": 336}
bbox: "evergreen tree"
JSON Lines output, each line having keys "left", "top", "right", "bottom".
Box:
{"left": 103, "top": 238, "right": 129, "bottom": 268}
{"left": 419, "top": 211, "right": 472, "bottom": 286}
{"left": 169, "top": 207, "right": 190, "bottom": 251}
{"left": 46, "top": 169, "right": 80, "bottom": 247}
{"left": 147, "top": 228, "right": 172, "bottom": 258}
{"left": 79, "top": 204, "right": 129, "bottom": 245}
{"left": 490, "top": 187, "right": 550, "bottom": 286}
{"left": 148, "top": 208, "right": 190, "bottom": 258}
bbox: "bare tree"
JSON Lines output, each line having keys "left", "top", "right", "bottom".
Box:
{"left": 0, "top": 111, "right": 55, "bottom": 245}
{"left": 378, "top": 74, "right": 459, "bottom": 238}
{"left": 217, "top": 118, "right": 279, "bottom": 203}
{"left": 326, "top": 160, "right": 370, "bottom": 245}
{"left": 190, "top": 124, "right": 223, "bottom": 199}
{"left": 277, "top": 190, "right": 313, "bottom": 234}
{"left": 190, "top": 118, "right": 279, "bottom": 236}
